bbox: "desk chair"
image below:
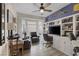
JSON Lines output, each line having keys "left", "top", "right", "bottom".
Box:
{"left": 69, "top": 33, "right": 79, "bottom": 56}
{"left": 43, "top": 34, "right": 53, "bottom": 48}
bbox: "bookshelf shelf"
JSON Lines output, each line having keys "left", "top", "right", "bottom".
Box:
{"left": 44, "top": 14, "right": 79, "bottom": 37}
{"left": 62, "top": 17, "right": 73, "bottom": 36}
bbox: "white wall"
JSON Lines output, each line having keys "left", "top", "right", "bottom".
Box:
{"left": 0, "top": 4, "right": 17, "bottom": 56}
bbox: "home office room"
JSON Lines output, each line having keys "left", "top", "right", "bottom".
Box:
{"left": 0, "top": 1, "right": 79, "bottom": 59}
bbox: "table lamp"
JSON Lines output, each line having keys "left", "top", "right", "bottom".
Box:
{"left": 7, "top": 22, "right": 16, "bottom": 37}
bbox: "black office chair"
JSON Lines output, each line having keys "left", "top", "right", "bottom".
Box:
{"left": 69, "top": 32, "right": 76, "bottom": 41}
{"left": 70, "top": 33, "right": 79, "bottom": 56}
{"left": 22, "top": 32, "right": 29, "bottom": 40}
{"left": 69, "top": 33, "right": 79, "bottom": 56}
{"left": 30, "top": 32, "right": 39, "bottom": 43}
{"left": 43, "top": 34, "right": 53, "bottom": 48}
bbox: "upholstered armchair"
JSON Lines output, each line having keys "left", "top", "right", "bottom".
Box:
{"left": 30, "top": 32, "right": 39, "bottom": 43}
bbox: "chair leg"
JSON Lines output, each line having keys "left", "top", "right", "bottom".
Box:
{"left": 43, "top": 42, "right": 53, "bottom": 48}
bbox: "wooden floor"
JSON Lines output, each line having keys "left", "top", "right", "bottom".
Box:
{"left": 24, "top": 43, "right": 66, "bottom": 56}
{"left": 23, "top": 35, "right": 66, "bottom": 56}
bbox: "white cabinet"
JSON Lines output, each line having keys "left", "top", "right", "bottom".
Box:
{"left": 53, "top": 35, "right": 61, "bottom": 51}
{"left": 62, "top": 37, "right": 73, "bottom": 56}
{"left": 53, "top": 35, "right": 73, "bottom": 56}
{"left": 59, "top": 38, "right": 65, "bottom": 53}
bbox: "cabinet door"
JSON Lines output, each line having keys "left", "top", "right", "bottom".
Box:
{"left": 64, "top": 38, "right": 73, "bottom": 56}
{"left": 53, "top": 35, "right": 61, "bottom": 50}
{"left": 53, "top": 35, "right": 57, "bottom": 48}
{"left": 59, "top": 38, "right": 65, "bottom": 53}
{"left": 56, "top": 37, "right": 61, "bottom": 51}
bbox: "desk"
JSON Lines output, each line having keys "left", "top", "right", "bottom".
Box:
{"left": 13, "top": 43, "right": 24, "bottom": 55}
{"left": 9, "top": 40, "right": 24, "bottom": 56}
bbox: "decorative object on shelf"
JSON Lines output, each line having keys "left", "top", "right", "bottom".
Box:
{"left": 49, "top": 22, "right": 54, "bottom": 26}
{"left": 76, "top": 15, "right": 79, "bottom": 21}
{"left": 69, "top": 32, "right": 76, "bottom": 41}
{"left": 0, "top": 3, "right": 5, "bottom": 46}
{"left": 64, "top": 31, "right": 73, "bottom": 36}
{"left": 75, "top": 15, "right": 79, "bottom": 37}
{"left": 76, "top": 22, "right": 79, "bottom": 30}
{"left": 62, "top": 17, "right": 73, "bottom": 23}
{"left": 62, "top": 17, "right": 73, "bottom": 36}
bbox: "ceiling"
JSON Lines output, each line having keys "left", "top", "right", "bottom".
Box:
{"left": 13, "top": 3, "right": 69, "bottom": 17}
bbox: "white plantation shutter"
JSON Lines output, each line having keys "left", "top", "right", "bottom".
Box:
{"left": 27, "top": 21, "right": 37, "bottom": 32}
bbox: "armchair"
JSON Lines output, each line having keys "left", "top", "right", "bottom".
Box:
{"left": 30, "top": 32, "right": 39, "bottom": 43}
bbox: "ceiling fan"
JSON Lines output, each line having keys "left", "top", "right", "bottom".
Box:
{"left": 32, "top": 3, "right": 52, "bottom": 13}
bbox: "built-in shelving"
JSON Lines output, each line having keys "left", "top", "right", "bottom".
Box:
{"left": 76, "top": 15, "right": 79, "bottom": 21}
{"left": 76, "top": 21, "right": 79, "bottom": 23}
{"left": 61, "top": 17, "right": 73, "bottom": 36}
{"left": 75, "top": 15, "right": 79, "bottom": 36}
{"left": 49, "top": 22, "right": 55, "bottom": 25}
{"left": 62, "top": 22, "right": 73, "bottom": 25}
{"left": 62, "top": 17, "right": 73, "bottom": 23}
{"left": 44, "top": 13, "right": 79, "bottom": 37}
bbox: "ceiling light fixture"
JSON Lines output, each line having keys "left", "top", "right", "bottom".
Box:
{"left": 40, "top": 9, "right": 44, "bottom": 13}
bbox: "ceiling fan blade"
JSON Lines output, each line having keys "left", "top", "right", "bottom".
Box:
{"left": 44, "top": 9, "right": 52, "bottom": 12}
{"left": 44, "top": 3, "right": 51, "bottom": 8}
{"left": 32, "top": 10, "right": 40, "bottom": 12}
{"left": 33, "top": 3, "right": 40, "bottom": 8}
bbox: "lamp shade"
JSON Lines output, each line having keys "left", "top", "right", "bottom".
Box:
{"left": 7, "top": 22, "right": 16, "bottom": 30}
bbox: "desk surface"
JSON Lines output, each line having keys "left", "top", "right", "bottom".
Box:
{"left": 9, "top": 40, "right": 24, "bottom": 45}
{"left": 9, "top": 40, "right": 24, "bottom": 56}
{"left": 12, "top": 43, "right": 23, "bottom": 49}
